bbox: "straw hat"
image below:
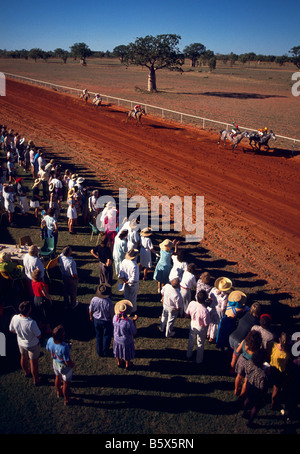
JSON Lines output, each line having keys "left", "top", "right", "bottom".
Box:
{"left": 140, "top": 227, "right": 152, "bottom": 237}
{"left": 68, "top": 188, "right": 76, "bottom": 198}
{"left": 32, "top": 178, "right": 41, "bottom": 188}
{"left": 0, "top": 252, "right": 11, "bottom": 262}
{"left": 214, "top": 277, "right": 232, "bottom": 293}
{"left": 71, "top": 174, "right": 78, "bottom": 180}
{"left": 49, "top": 182, "right": 55, "bottom": 192}
{"left": 129, "top": 218, "right": 139, "bottom": 229}
{"left": 228, "top": 290, "right": 247, "bottom": 308}
{"left": 114, "top": 299, "right": 133, "bottom": 315}
{"left": 95, "top": 283, "right": 111, "bottom": 299}
{"left": 125, "top": 249, "right": 139, "bottom": 260}
{"left": 76, "top": 177, "right": 85, "bottom": 184}
{"left": 159, "top": 239, "right": 173, "bottom": 251}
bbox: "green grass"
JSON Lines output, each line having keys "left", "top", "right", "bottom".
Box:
{"left": 0, "top": 150, "right": 299, "bottom": 435}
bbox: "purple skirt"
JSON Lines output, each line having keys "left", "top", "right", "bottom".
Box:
{"left": 113, "top": 340, "right": 135, "bottom": 361}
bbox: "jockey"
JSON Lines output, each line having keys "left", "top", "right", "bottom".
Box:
{"left": 93, "top": 93, "right": 101, "bottom": 103}
{"left": 134, "top": 104, "right": 142, "bottom": 117}
{"left": 258, "top": 126, "right": 268, "bottom": 136}
{"left": 231, "top": 122, "right": 240, "bottom": 138}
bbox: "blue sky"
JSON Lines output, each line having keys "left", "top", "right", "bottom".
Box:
{"left": 0, "top": 0, "right": 299, "bottom": 55}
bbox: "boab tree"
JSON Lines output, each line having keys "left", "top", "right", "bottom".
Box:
{"left": 123, "top": 34, "right": 184, "bottom": 92}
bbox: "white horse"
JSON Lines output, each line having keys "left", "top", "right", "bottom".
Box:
{"left": 92, "top": 95, "right": 102, "bottom": 109}
{"left": 218, "top": 129, "right": 250, "bottom": 151}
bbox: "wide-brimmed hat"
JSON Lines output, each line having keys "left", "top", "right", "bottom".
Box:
{"left": 125, "top": 248, "right": 139, "bottom": 260}
{"left": 96, "top": 283, "right": 111, "bottom": 299}
{"left": 71, "top": 173, "right": 78, "bottom": 180}
{"left": 20, "top": 138, "right": 25, "bottom": 145}
{"left": 114, "top": 299, "right": 133, "bottom": 315}
{"left": 49, "top": 182, "right": 55, "bottom": 192}
{"left": 228, "top": 290, "right": 247, "bottom": 308}
{"left": 0, "top": 252, "right": 11, "bottom": 262}
{"left": 140, "top": 227, "right": 152, "bottom": 237}
{"left": 68, "top": 188, "right": 76, "bottom": 197}
{"left": 129, "top": 218, "right": 139, "bottom": 229}
{"left": 32, "top": 178, "right": 41, "bottom": 188}
{"left": 159, "top": 239, "right": 173, "bottom": 251}
{"left": 214, "top": 277, "right": 232, "bottom": 293}
{"left": 76, "top": 177, "right": 85, "bottom": 184}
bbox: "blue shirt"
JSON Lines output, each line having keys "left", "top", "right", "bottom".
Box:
{"left": 46, "top": 337, "right": 70, "bottom": 364}
{"left": 59, "top": 254, "right": 77, "bottom": 277}
{"left": 89, "top": 296, "right": 114, "bottom": 321}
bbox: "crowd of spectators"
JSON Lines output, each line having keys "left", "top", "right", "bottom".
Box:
{"left": 1, "top": 124, "right": 299, "bottom": 421}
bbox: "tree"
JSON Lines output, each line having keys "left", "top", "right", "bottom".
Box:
{"left": 28, "top": 48, "right": 44, "bottom": 62}
{"left": 123, "top": 34, "right": 184, "bottom": 92}
{"left": 208, "top": 56, "right": 217, "bottom": 72}
{"left": 54, "top": 48, "right": 69, "bottom": 63}
{"left": 113, "top": 45, "right": 128, "bottom": 63}
{"left": 70, "top": 42, "right": 92, "bottom": 65}
{"left": 183, "top": 43, "right": 206, "bottom": 67}
{"left": 289, "top": 46, "right": 300, "bottom": 69}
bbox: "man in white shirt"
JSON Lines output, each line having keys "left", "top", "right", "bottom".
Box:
{"left": 159, "top": 278, "right": 183, "bottom": 337}
{"left": 119, "top": 249, "right": 139, "bottom": 313}
{"left": 23, "top": 245, "right": 45, "bottom": 296}
{"left": 9, "top": 301, "right": 42, "bottom": 385}
{"left": 59, "top": 246, "right": 78, "bottom": 310}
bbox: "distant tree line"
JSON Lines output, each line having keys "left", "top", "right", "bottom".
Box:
{"left": 1, "top": 39, "right": 299, "bottom": 92}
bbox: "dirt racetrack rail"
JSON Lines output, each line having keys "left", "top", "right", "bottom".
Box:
{"left": 2, "top": 79, "right": 300, "bottom": 307}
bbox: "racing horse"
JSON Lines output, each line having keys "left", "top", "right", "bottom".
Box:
{"left": 126, "top": 108, "right": 146, "bottom": 126}
{"left": 249, "top": 131, "right": 276, "bottom": 151}
{"left": 79, "top": 91, "right": 90, "bottom": 103}
{"left": 218, "top": 129, "right": 250, "bottom": 151}
{"left": 92, "top": 96, "right": 102, "bottom": 109}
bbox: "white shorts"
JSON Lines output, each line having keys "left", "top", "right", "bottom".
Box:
{"left": 52, "top": 359, "right": 73, "bottom": 382}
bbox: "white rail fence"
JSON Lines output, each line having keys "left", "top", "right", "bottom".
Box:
{"left": 4, "top": 72, "right": 300, "bottom": 152}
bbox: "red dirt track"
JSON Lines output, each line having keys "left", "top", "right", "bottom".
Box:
{"left": 2, "top": 79, "right": 300, "bottom": 305}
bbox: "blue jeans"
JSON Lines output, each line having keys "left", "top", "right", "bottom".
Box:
{"left": 93, "top": 318, "right": 113, "bottom": 356}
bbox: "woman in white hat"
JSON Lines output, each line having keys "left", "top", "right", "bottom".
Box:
{"left": 112, "top": 229, "right": 128, "bottom": 276}
{"left": 113, "top": 300, "right": 137, "bottom": 370}
{"left": 207, "top": 277, "right": 232, "bottom": 343}
{"left": 139, "top": 228, "right": 155, "bottom": 281}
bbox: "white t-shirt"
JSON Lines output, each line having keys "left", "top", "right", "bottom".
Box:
{"left": 9, "top": 314, "right": 41, "bottom": 348}
{"left": 180, "top": 270, "right": 197, "bottom": 290}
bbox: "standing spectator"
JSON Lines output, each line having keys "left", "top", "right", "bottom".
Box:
{"left": 3, "top": 184, "right": 16, "bottom": 226}
{"left": 268, "top": 332, "right": 291, "bottom": 410}
{"left": 153, "top": 239, "right": 176, "bottom": 293}
{"left": 48, "top": 182, "right": 60, "bottom": 221}
{"left": 186, "top": 290, "right": 211, "bottom": 364}
{"left": 207, "top": 277, "right": 232, "bottom": 343}
{"left": 31, "top": 268, "right": 52, "bottom": 334}
{"left": 59, "top": 246, "right": 79, "bottom": 310}
{"left": 159, "top": 278, "right": 183, "bottom": 338}
{"left": 88, "top": 189, "right": 100, "bottom": 224}
{"left": 43, "top": 207, "right": 58, "bottom": 249}
{"left": 113, "top": 229, "right": 128, "bottom": 276}
{"left": 119, "top": 248, "right": 140, "bottom": 314}
{"left": 37, "top": 165, "right": 50, "bottom": 201}
{"left": 46, "top": 325, "right": 75, "bottom": 405}
{"left": 180, "top": 263, "right": 197, "bottom": 314}
{"left": 37, "top": 151, "right": 46, "bottom": 171}
{"left": 89, "top": 283, "right": 114, "bottom": 357}
{"left": 66, "top": 188, "right": 77, "bottom": 234}
{"left": 216, "top": 290, "right": 247, "bottom": 351}
{"left": 7, "top": 156, "right": 15, "bottom": 183}
{"left": 250, "top": 314, "right": 274, "bottom": 350}
{"left": 113, "top": 300, "right": 137, "bottom": 370}
{"left": 169, "top": 249, "right": 188, "bottom": 282}
{"left": 15, "top": 177, "right": 29, "bottom": 216}
{"left": 229, "top": 302, "right": 262, "bottom": 372}
{"left": 196, "top": 271, "right": 212, "bottom": 297}
{"left": 30, "top": 178, "right": 43, "bottom": 219}
{"left": 139, "top": 227, "right": 155, "bottom": 281}
{"left": 29, "top": 146, "right": 36, "bottom": 178}
{"left": 23, "top": 245, "right": 45, "bottom": 297}
{"left": 242, "top": 349, "right": 269, "bottom": 427}
{"left": 90, "top": 235, "right": 113, "bottom": 286}
{"left": 9, "top": 301, "right": 42, "bottom": 385}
